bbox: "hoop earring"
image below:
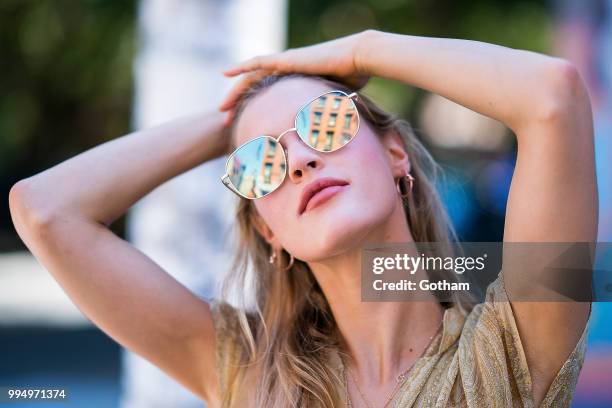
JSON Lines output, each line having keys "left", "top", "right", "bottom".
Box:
{"left": 406, "top": 172, "right": 415, "bottom": 192}
{"left": 396, "top": 170, "right": 415, "bottom": 197}
{"left": 283, "top": 252, "right": 295, "bottom": 271}
{"left": 269, "top": 248, "right": 294, "bottom": 271}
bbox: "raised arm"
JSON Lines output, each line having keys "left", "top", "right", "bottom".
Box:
{"left": 9, "top": 110, "right": 230, "bottom": 405}
{"left": 357, "top": 31, "right": 597, "bottom": 405}
{"left": 218, "top": 29, "right": 597, "bottom": 406}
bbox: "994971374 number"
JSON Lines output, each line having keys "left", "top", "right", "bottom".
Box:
{"left": 1, "top": 387, "right": 68, "bottom": 402}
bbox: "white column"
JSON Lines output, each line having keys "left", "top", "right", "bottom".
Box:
{"left": 120, "top": 0, "right": 287, "bottom": 406}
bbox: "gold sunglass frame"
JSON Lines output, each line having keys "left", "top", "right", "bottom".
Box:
{"left": 221, "top": 90, "right": 360, "bottom": 200}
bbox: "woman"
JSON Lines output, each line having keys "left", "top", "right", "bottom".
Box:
{"left": 9, "top": 29, "right": 596, "bottom": 407}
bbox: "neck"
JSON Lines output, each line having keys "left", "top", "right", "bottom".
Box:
{"left": 308, "top": 200, "right": 445, "bottom": 386}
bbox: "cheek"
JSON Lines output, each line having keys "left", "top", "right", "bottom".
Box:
{"left": 253, "top": 194, "right": 294, "bottom": 241}
{"left": 350, "top": 135, "right": 396, "bottom": 201}
{"left": 251, "top": 131, "right": 399, "bottom": 260}
{"left": 303, "top": 137, "right": 399, "bottom": 257}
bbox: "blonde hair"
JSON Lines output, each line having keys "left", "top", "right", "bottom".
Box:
{"left": 219, "top": 74, "right": 470, "bottom": 407}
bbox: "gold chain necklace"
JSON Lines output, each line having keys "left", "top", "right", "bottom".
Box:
{"left": 341, "top": 319, "right": 444, "bottom": 408}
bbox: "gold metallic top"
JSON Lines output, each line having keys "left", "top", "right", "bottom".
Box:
{"left": 210, "top": 273, "right": 590, "bottom": 407}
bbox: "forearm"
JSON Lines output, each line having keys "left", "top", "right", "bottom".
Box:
{"left": 358, "top": 30, "right": 574, "bottom": 132}
{"left": 11, "top": 110, "right": 228, "bottom": 227}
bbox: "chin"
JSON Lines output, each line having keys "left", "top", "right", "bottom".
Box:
{"left": 313, "top": 208, "right": 389, "bottom": 255}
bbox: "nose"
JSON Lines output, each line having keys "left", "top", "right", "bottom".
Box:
{"left": 280, "top": 131, "right": 324, "bottom": 183}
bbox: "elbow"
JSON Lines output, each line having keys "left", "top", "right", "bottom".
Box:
{"left": 9, "top": 179, "right": 59, "bottom": 234}
{"left": 534, "top": 59, "right": 591, "bottom": 125}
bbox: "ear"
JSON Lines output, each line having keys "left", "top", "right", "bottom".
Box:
{"left": 381, "top": 128, "right": 411, "bottom": 178}
{"left": 251, "top": 211, "right": 280, "bottom": 247}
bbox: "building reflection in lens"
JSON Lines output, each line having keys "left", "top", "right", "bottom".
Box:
{"left": 228, "top": 137, "right": 285, "bottom": 198}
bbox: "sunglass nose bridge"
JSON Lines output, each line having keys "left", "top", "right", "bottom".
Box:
{"left": 276, "top": 127, "right": 297, "bottom": 143}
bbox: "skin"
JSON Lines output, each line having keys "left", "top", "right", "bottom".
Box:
{"left": 235, "top": 77, "right": 445, "bottom": 406}
{"left": 9, "top": 29, "right": 596, "bottom": 408}
{"left": 237, "top": 78, "right": 410, "bottom": 262}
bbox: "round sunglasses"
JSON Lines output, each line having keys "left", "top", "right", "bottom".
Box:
{"left": 220, "top": 90, "right": 360, "bottom": 199}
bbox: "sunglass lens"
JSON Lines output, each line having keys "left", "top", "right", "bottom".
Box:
{"left": 295, "top": 91, "right": 359, "bottom": 152}
{"left": 226, "top": 136, "right": 286, "bottom": 199}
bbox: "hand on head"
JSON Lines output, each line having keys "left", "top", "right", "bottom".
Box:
{"left": 218, "top": 31, "right": 372, "bottom": 127}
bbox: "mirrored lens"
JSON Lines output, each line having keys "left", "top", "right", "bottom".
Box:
{"left": 226, "top": 136, "right": 286, "bottom": 199}
{"left": 295, "top": 91, "right": 359, "bottom": 152}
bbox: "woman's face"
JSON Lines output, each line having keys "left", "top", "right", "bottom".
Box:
{"left": 233, "top": 77, "right": 407, "bottom": 262}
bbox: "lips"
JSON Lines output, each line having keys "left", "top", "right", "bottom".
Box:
{"left": 298, "top": 177, "right": 349, "bottom": 216}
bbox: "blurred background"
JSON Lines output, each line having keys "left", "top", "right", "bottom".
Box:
{"left": 0, "top": 0, "right": 610, "bottom": 407}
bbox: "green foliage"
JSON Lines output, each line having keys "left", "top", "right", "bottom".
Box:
{"left": 288, "top": 0, "right": 552, "bottom": 121}
{"left": 0, "top": 0, "right": 551, "bottom": 248}
{"left": 0, "top": 0, "right": 551, "bottom": 175}
{"left": 0, "top": 0, "right": 136, "bottom": 174}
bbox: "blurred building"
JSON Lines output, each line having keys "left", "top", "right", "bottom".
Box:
{"left": 550, "top": 0, "right": 612, "bottom": 406}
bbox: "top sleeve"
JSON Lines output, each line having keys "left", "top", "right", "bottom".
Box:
{"left": 208, "top": 299, "right": 248, "bottom": 398}
{"left": 457, "top": 272, "right": 591, "bottom": 407}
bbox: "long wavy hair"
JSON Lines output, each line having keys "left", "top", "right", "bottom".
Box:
{"left": 218, "top": 73, "right": 470, "bottom": 407}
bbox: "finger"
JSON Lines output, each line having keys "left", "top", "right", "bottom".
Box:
{"left": 219, "top": 69, "right": 271, "bottom": 111}
{"left": 222, "top": 106, "right": 239, "bottom": 128}
{"left": 219, "top": 71, "right": 262, "bottom": 110}
{"left": 222, "top": 66, "right": 249, "bottom": 77}
{"left": 222, "top": 54, "right": 276, "bottom": 77}
{"left": 223, "top": 110, "right": 234, "bottom": 128}
{"left": 218, "top": 73, "right": 257, "bottom": 111}
{"left": 222, "top": 67, "right": 244, "bottom": 77}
